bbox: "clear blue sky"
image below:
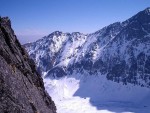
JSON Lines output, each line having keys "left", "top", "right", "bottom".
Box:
{"left": 0, "top": 0, "right": 150, "bottom": 44}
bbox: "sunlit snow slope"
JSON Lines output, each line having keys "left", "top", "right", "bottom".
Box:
{"left": 44, "top": 73, "right": 150, "bottom": 113}
{"left": 25, "top": 8, "right": 150, "bottom": 113}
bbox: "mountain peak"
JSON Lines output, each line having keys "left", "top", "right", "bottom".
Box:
{"left": 71, "top": 32, "right": 82, "bottom": 35}
{"left": 52, "top": 31, "right": 63, "bottom": 35}
{"left": 139, "top": 7, "right": 150, "bottom": 16}
{"left": 47, "top": 31, "right": 63, "bottom": 37}
{"left": 145, "top": 7, "right": 150, "bottom": 14}
{"left": 0, "top": 17, "right": 11, "bottom": 26}
{"left": 145, "top": 7, "right": 150, "bottom": 10}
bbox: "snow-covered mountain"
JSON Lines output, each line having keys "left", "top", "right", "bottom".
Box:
{"left": 25, "top": 31, "right": 87, "bottom": 75}
{"left": 25, "top": 8, "right": 150, "bottom": 87}
{"left": 24, "top": 8, "right": 150, "bottom": 113}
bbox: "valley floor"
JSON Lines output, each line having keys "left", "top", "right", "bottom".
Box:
{"left": 44, "top": 74, "right": 150, "bottom": 113}
{"left": 54, "top": 97, "right": 150, "bottom": 113}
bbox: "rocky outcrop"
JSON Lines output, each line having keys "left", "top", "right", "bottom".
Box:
{"left": 0, "top": 17, "right": 56, "bottom": 113}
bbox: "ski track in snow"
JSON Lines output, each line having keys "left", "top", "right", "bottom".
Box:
{"left": 44, "top": 74, "right": 150, "bottom": 113}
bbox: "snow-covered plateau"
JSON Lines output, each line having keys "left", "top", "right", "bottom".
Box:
{"left": 24, "top": 8, "right": 150, "bottom": 113}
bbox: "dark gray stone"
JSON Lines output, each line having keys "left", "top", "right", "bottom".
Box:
{"left": 0, "top": 17, "right": 56, "bottom": 113}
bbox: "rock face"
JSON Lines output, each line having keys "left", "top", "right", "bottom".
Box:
{"left": 0, "top": 17, "right": 56, "bottom": 113}
{"left": 25, "top": 8, "right": 150, "bottom": 87}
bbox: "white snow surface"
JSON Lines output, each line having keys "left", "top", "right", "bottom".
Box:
{"left": 44, "top": 73, "right": 150, "bottom": 113}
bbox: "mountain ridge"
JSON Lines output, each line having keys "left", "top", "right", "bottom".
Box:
{"left": 0, "top": 17, "right": 56, "bottom": 113}
{"left": 25, "top": 7, "right": 150, "bottom": 87}
{"left": 24, "top": 7, "right": 150, "bottom": 113}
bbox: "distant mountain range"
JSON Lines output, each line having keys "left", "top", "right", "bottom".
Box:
{"left": 25, "top": 7, "right": 150, "bottom": 88}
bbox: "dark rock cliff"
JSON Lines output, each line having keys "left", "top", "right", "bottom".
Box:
{"left": 0, "top": 17, "right": 56, "bottom": 113}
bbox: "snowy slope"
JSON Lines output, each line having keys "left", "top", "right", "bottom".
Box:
{"left": 44, "top": 72, "right": 150, "bottom": 113}
{"left": 25, "top": 7, "right": 150, "bottom": 87}
{"left": 24, "top": 8, "right": 150, "bottom": 113}
{"left": 25, "top": 31, "right": 88, "bottom": 76}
